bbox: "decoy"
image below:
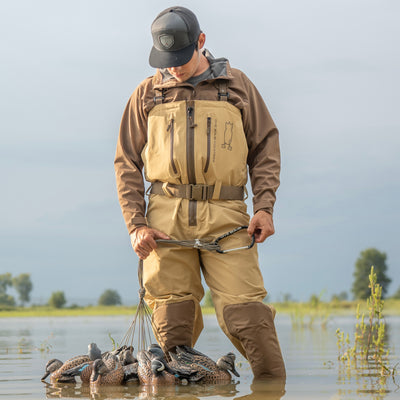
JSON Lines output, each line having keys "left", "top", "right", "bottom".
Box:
{"left": 90, "top": 358, "right": 125, "bottom": 386}
{"left": 170, "top": 345, "right": 239, "bottom": 383}
{"left": 41, "top": 343, "right": 101, "bottom": 383}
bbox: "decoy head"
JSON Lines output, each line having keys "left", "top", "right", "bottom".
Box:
{"left": 88, "top": 343, "right": 102, "bottom": 360}
{"left": 216, "top": 352, "right": 240, "bottom": 377}
{"left": 119, "top": 346, "right": 137, "bottom": 366}
{"left": 147, "top": 343, "right": 164, "bottom": 358}
{"left": 150, "top": 358, "right": 165, "bottom": 375}
{"left": 41, "top": 359, "right": 63, "bottom": 381}
{"left": 91, "top": 359, "right": 109, "bottom": 382}
{"left": 109, "top": 345, "right": 127, "bottom": 357}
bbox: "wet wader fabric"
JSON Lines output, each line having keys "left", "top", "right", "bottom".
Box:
{"left": 141, "top": 96, "right": 285, "bottom": 376}
{"left": 224, "top": 302, "right": 286, "bottom": 378}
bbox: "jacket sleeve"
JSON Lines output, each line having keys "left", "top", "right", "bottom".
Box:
{"left": 241, "top": 74, "right": 281, "bottom": 215}
{"left": 114, "top": 82, "right": 149, "bottom": 234}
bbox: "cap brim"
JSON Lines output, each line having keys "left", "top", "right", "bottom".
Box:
{"left": 149, "top": 43, "right": 196, "bottom": 68}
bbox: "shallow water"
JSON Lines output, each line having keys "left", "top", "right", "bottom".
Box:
{"left": 0, "top": 314, "right": 399, "bottom": 399}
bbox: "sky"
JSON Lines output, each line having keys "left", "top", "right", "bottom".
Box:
{"left": 1, "top": 0, "right": 399, "bottom": 305}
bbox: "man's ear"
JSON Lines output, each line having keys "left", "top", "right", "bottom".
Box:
{"left": 198, "top": 32, "right": 206, "bottom": 50}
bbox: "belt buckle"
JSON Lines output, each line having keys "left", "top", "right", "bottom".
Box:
{"left": 189, "top": 184, "right": 208, "bottom": 201}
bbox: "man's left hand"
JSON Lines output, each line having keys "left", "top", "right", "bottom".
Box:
{"left": 247, "top": 210, "right": 275, "bottom": 243}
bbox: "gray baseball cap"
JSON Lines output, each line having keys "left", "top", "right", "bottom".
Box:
{"left": 149, "top": 7, "right": 201, "bottom": 68}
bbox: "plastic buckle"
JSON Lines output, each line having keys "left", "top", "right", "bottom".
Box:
{"left": 153, "top": 94, "right": 165, "bottom": 104}
{"left": 218, "top": 92, "right": 229, "bottom": 100}
{"left": 189, "top": 184, "right": 208, "bottom": 201}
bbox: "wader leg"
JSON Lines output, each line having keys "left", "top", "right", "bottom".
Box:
{"left": 152, "top": 300, "right": 199, "bottom": 354}
{"left": 142, "top": 234, "right": 205, "bottom": 354}
{"left": 223, "top": 302, "right": 286, "bottom": 379}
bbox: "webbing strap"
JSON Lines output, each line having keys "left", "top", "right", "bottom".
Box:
{"left": 153, "top": 88, "right": 165, "bottom": 105}
{"left": 217, "top": 81, "right": 229, "bottom": 101}
{"left": 150, "top": 181, "right": 244, "bottom": 201}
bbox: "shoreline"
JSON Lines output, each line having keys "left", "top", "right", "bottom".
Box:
{"left": 1, "top": 300, "right": 399, "bottom": 318}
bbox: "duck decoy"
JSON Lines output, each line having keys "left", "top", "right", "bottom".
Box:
{"left": 61, "top": 352, "right": 122, "bottom": 384}
{"left": 101, "top": 344, "right": 126, "bottom": 360}
{"left": 119, "top": 346, "right": 137, "bottom": 366}
{"left": 147, "top": 343, "right": 165, "bottom": 358}
{"left": 41, "top": 343, "right": 102, "bottom": 383}
{"left": 137, "top": 349, "right": 193, "bottom": 385}
{"left": 123, "top": 361, "right": 139, "bottom": 383}
{"left": 170, "top": 345, "right": 239, "bottom": 383}
{"left": 90, "top": 358, "right": 125, "bottom": 386}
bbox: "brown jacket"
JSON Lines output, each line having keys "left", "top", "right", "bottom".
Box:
{"left": 114, "top": 52, "right": 280, "bottom": 234}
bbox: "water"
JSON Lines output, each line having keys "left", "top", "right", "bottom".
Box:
{"left": 0, "top": 314, "right": 399, "bottom": 399}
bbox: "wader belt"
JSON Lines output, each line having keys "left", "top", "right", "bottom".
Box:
{"left": 150, "top": 181, "right": 244, "bottom": 201}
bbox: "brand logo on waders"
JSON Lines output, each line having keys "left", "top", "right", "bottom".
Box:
{"left": 221, "top": 122, "right": 233, "bottom": 151}
{"left": 159, "top": 34, "right": 175, "bottom": 49}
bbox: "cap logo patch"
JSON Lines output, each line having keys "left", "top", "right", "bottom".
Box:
{"left": 159, "top": 34, "right": 175, "bottom": 49}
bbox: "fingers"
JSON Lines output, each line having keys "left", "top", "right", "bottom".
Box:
{"left": 253, "top": 227, "right": 269, "bottom": 243}
{"left": 248, "top": 211, "right": 275, "bottom": 244}
{"left": 130, "top": 227, "right": 170, "bottom": 260}
{"left": 247, "top": 220, "right": 256, "bottom": 236}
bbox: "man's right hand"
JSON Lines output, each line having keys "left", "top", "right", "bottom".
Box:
{"left": 130, "top": 226, "right": 170, "bottom": 260}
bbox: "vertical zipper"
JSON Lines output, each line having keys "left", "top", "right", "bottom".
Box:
{"left": 204, "top": 117, "right": 211, "bottom": 173}
{"left": 167, "top": 118, "right": 178, "bottom": 174}
{"left": 186, "top": 101, "right": 197, "bottom": 226}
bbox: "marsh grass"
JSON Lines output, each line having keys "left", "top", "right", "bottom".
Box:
{"left": 336, "top": 267, "right": 397, "bottom": 377}
{"left": 0, "top": 305, "right": 138, "bottom": 318}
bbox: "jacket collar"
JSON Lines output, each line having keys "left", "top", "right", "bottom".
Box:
{"left": 152, "top": 49, "right": 233, "bottom": 89}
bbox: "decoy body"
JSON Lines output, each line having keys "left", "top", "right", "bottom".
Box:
{"left": 61, "top": 346, "right": 139, "bottom": 384}
{"left": 137, "top": 349, "right": 194, "bottom": 385}
{"left": 41, "top": 343, "right": 101, "bottom": 383}
{"left": 169, "top": 345, "right": 239, "bottom": 383}
{"left": 90, "top": 358, "right": 125, "bottom": 386}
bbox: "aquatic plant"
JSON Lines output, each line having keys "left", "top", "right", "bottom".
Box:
{"left": 290, "top": 292, "right": 331, "bottom": 329}
{"left": 108, "top": 333, "right": 120, "bottom": 351}
{"left": 336, "top": 266, "right": 394, "bottom": 373}
{"left": 36, "top": 333, "right": 54, "bottom": 354}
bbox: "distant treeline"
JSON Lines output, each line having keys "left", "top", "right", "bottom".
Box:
{"left": 1, "top": 248, "right": 400, "bottom": 309}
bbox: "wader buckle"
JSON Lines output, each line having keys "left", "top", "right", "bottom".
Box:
{"left": 188, "top": 184, "right": 209, "bottom": 201}
{"left": 218, "top": 91, "right": 229, "bottom": 100}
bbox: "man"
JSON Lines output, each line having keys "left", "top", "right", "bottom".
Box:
{"left": 115, "top": 6, "right": 286, "bottom": 379}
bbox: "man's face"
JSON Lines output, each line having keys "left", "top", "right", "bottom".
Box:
{"left": 167, "top": 48, "right": 201, "bottom": 83}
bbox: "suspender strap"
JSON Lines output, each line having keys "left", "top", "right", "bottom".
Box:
{"left": 217, "top": 81, "right": 229, "bottom": 101}
{"left": 153, "top": 88, "right": 165, "bottom": 105}
{"left": 150, "top": 181, "right": 244, "bottom": 201}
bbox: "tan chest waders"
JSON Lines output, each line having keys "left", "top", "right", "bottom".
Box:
{"left": 141, "top": 83, "right": 286, "bottom": 378}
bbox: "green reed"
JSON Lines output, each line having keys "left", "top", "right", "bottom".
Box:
{"left": 290, "top": 292, "right": 331, "bottom": 329}
{"left": 336, "top": 266, "right": 393, "bottom": 374}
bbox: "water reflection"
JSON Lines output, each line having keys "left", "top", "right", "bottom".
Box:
{"left": 235, "top": 378, "right": 286, "bottom": 400}
{"left": 44, "top": 381, "right": 240, "bottom": 399}
{"left": 43, "top": 379, "right": 286, "bottom": 400}
{"left": 336, "top": 355, "right": 399, "bottom": 398}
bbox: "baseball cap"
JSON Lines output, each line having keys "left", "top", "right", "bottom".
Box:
{"left": 149, "top": 6, "right": 201, "bottom": 68}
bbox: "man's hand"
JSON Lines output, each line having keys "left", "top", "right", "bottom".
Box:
{"left": 130, "top": 226, "right": 170, "bottom": 260}
{"left": 247, "top": 210, "right": 275, "bottom": 243}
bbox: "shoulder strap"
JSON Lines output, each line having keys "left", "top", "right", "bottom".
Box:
{"left": 153, "top": 88, "right": 165, "bottom": 105}
{"left": 217, "top": 80, "right": 229, "bottom": 101}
